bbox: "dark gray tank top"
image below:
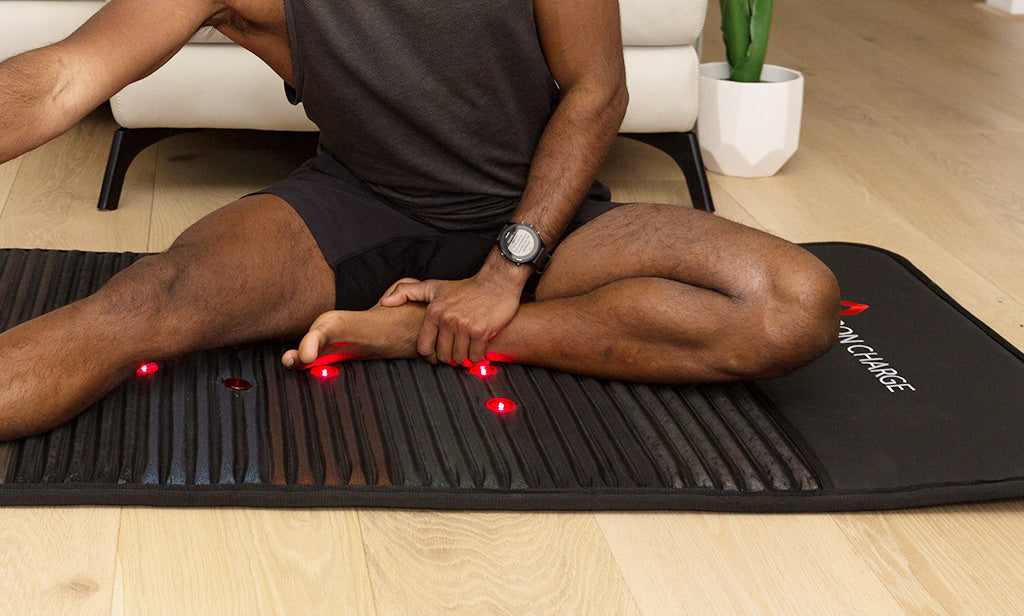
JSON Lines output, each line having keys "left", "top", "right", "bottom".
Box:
{"left": 283, "top": 0, "right": 560, "bottom": 229}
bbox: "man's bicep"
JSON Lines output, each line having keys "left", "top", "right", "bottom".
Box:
{"left": 52, "top": 0, "right": 222, "bottom": 112}
{"left": 533, "top": 0, "right": 626, "bottom": 93}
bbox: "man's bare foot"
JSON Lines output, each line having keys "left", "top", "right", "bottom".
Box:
{"left": 282, "top": 278, "right": 425, "bottom": 369}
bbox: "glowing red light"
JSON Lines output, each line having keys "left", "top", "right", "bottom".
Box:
{"left": 486, "top": 398, "right": 516, "bottom": 414}
{"left": 223, "top": 378, "right": 252, "bottom": 391}
{"left": 304, "top": 352, "right": 355, "bottom": 370}
{"left": 312, "top": 366, "right": 340, "bottom": 379}
{"left": 469, "top": 362, "right": 498, "bottom": 378}
{"left": 136, "top": 362, "right": 159, "bottom": 376}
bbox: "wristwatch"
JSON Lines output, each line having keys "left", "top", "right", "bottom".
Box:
{"left": 497, "top": 222, "right": 550, "bottom": 272}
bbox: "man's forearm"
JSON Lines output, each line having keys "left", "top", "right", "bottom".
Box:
{"left": 512, "top": 82, "right": 628, "bottom": 248}
{"left": 0, "top": 48, "right": 77, "bottom": 164}
{"left": 477, "top": 81, "right": 628, "bottom": 286}
{"left": 381, "top": 82, "right": 628, "bottom": 365}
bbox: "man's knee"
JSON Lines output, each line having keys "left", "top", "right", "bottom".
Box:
{"left": 90, "top": 251, "right": 196, "bottom": 324}
{"left": 762, "top": 252, "right": 840, "bottom": 376}
{"left": 729, "top": 251, "right": 841, "bottom": 379}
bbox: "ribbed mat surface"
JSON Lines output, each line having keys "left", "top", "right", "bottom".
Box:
{"left": 4, "top": 246, "right": 1023, "bottom": 511}
{"left": 0, "top": 248, "right": 821, "bottom": 508}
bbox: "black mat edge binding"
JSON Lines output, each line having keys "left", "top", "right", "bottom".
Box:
{"left": 0, "top": 243, "right": 1022, "bottom": 512}
{"left": 4, "top": 479, "right": 1024, "bottom": 513}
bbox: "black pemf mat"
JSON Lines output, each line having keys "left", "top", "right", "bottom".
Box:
{"left": 0, "top": 244, "right": 1021, "bottom": 511}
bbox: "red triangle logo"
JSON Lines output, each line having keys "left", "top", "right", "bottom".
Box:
{"left": 841, "top": 301, "right": 870, "bottom": 316}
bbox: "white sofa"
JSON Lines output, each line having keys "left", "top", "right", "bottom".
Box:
{"left": 0, "top": 0, "right": 714, "bottom": 211}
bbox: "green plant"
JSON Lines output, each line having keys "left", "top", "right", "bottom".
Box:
{"left": 720, "top": 0, "right": 774, "bottom": 82}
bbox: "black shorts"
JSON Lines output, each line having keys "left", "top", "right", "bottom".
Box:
{"left": 254, "top": 151, "right": 625, "bottom": 310}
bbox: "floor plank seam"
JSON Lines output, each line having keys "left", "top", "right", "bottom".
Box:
{"left": 828, "top": 513, "right": 932, "bottom": 616}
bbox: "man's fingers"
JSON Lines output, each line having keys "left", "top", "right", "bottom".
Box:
{"left": 451, "top": 332, "right": 472, "bottom": 367}
{"left": 416, "top": 319, "right": 440, "bottom": 362}
{"left": 468, "top": 336, "right": 489, "bottom": 364}
{"left": 435, "top": 328, "right": 455, "bottom": 365}
{"left": 381, "top": 280, "right": 437, "bottom": 307}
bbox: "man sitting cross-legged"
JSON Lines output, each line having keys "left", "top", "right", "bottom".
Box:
{"left": 0, "top": 0, "right": 840, "bottom": 440}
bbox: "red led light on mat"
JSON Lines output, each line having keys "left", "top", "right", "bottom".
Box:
{"left": 136, "top": 362, "right": 159, "bottom": 376}
{"left": 312, "top": 366, "right": 340, "bottom": 379}
{"left": 469, "top": 362, "right": 498, "bottom": 378}
{"left": 223, "top": 378, "right": 252, "bottom": 391}
{"left": 486, "top": 398, "right": 516, "bottom": 414}
{"left": 304, "top": 352, "right": 355, "bottom": 369}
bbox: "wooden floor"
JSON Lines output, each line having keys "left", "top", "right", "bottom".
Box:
{"left": 1, "top": 0, "right": 1022, "bottom": 613}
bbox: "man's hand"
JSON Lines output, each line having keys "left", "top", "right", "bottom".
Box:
{"left": 380, "top": 264, "right": 526, "bottom": 365}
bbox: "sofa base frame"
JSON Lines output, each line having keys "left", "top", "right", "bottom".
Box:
{"left": 98, "top": 128, "right": 715, "bottom": 213}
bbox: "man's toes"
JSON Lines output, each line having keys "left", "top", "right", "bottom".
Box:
{"left": 282, "top": 349, "right": 301, "bottom": 369}
{"left": 297, "top": 327, "right": 330, "bottom": 365}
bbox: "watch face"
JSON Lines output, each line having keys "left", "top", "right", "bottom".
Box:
{"left": 500, "top": 223, "right": 542, "bottom": 263}
{"left": 507, "top": 228, "right": 538, "bottom": 259}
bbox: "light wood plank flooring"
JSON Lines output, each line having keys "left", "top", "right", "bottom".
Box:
{"left": 1, "top": 0, "right": 1022, "bottom": 613}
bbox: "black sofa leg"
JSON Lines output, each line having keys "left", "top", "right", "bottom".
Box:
{"left": 97, "top": 127, "right": 199, "bottom": 211}
{"left": 622, "top": 131, "right": 715, "bottom": 213}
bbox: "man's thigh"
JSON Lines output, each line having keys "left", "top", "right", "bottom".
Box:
{"left": 535, "top": 202, "right": 817, "bottom": 302}
{"left": 121, "top": 193, "right": 336, "bottom": 346}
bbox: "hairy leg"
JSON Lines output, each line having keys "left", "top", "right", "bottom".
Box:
{"left": 0, "top": 194, "right": 334, "bottom": 440}
{"left": 494, "top": 204, "right": 841, "bottom": 381}
{"left": 288, "top": 204, "right": 841, "bottom": 382}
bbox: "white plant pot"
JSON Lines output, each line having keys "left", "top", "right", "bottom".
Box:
{"left": 986, "top": 0, "right": 1024, "bottom": 15}
{"left": 697, "top": 62, "right": 804, "bottom": 178}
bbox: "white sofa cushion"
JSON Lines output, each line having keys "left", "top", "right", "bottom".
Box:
{"left": 0, "top": 1, "right": 234, "bottom": 59}
{"left": 619, "top": 0, "right": 706, "bottom": 46}
{"left": 185, "top": 0, "right": 711, "bottom": 47}
{"left": 622, "top": 46, "right": 699, "bottom": 133}
{"left": 110, "top": 45, "right": 315, "bottom": 131}
{"left": 0, "top": 0, "right": 709, "bottom": 52}
{"left": 0, "top": 0, "right": 104, "bottom": 59}
{"left": 110, "top": 44, "right": 699, "bottom": 134}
